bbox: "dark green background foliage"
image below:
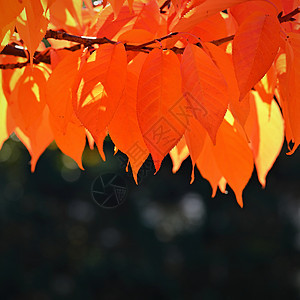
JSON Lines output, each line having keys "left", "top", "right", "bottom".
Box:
{"left": 0, "top": 137, "right": 300, "bottom": 300}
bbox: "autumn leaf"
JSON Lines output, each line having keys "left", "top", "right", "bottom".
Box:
{"left": 212, "top": 112, "right": 254, "bottom": 207}
{"left": 109, "top": 71, "right": 149, "bottom": 183}
{"left": 230, "top": 1, "right": 278, "bottom": 25}
{"left": 0, "top": 71, "right": 14, "bottom": 149}
{"left": 184, "top": 117, "right": 206, "bottom": 182}
{"left": 72, "top": 43, "right": 127, "bottom": 159}
{"left": 171, "top": 0, "right": 247, "bottom": 32}
{"left": 196, "top": 133, "right": 224, "bottom": 198}
{"left": 181, "top": 43, "right": 229, "bottom": 143}
{"left": 232, "top": 11, "right": 281, "bottom": 100}
{"left": 46, "top": 50, "right": 86, "bottom": 168}
{"left": 245, "top": 91, "right": 284, "bottom": 187}
{"left": 49, "top": 113, "right": 86, "bottom": 170}
{"left": 285, "top": 32, "right": 300, "bottom": 153}
{"left": 169, "top": 136, "right": 189, "bottom": 174}
{"left": 16, "top": 0, "right": 49, "bottom": 65}
{"left": 15, "top": 107, "right": 53, "bottom": 172}
{"left": 9, "top": 66, "right": 48, "bottom": 135}
{"left": 137, "top": 48, "right": 187, "bottom": 172}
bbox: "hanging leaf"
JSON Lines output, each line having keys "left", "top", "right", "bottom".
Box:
{"left": 284, "top": 33, "right": 300, "bottom": 153}
{"left": 181, "top": 43, "right": 229, "bottom": 143}
{"left": 171, "top": 0, "right": 247, "bottom": 32}
{"left": 15, "top": 107, "right": 53, "bottom": 172}
{"left": 232, "top": 11, "right": 281, "bottom": 100}
{"left": 72, "top": 43, "right": 127, "bottom": 158}
{"left": 49, "top": 113, "right": 86, "bottom": 170}
{"left": 109, "top": 0, "right": 126, "bottom": 18}
{"left": 245, "top": 91, "right": 284, "bottom": 187}
{"left": 47, "top": 50, "right": 83, "bottom": 133}
{"left": 196, "top": 133, "right": 224, "bottom": 198}
{"left": 169, "top": 136, "right": 189, "bottom": 173}
{"left": 109, "top": 71, "right": 149, "bottom": 183}
{"left": 16, "top": 0, "right": 49, "bottom": 65}
{"left": 184, "top": 117, "right": 206, "bottom": 182}
{"left": 213, "top": 112, "right": 254, "bottom": 207}
{"left": 230, "top": 1, "right": 278, "bottom": 25}
{"left": 0, "top": 71, "right": 15, "bottom": 149}
{"left": 9, "top": 66, "right": 48, "bottom": 135}
{"left": 137, "top": 48, "right": 187, "bottom": 172}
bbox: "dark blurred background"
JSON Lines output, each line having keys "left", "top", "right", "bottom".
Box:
{"left": 0, "top": 135, "right": 299, "bottom": 300}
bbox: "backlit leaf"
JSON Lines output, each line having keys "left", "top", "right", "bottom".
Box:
{"left": 232, "top": 11, "right": 281, "bottom": 100}
{"left": 137, "top": 48, "right": 187, "bottom": 172}
{"left": 213, "top": 112, "right": 254, "bottom": 207}
{"left": 109, "top": 71, "right": 149, "bottom": 183}
{"left": 169, "top": 136, "right": 189, "bottom": 173}
{"left": 72, "top": 43, "right": 127, "bottom": 159}
{"left": 16, "top": 0, "right": 49, "bottom": 65}
{"left": 245, "top": 91, "right": 284, "bottom": 187}
{"left": 181, "top": 43, "right": 229, "bottom": 143}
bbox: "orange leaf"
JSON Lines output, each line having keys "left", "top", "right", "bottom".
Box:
{"left": 0, "top": 0, "right": 24, "bottom": 28}
{"left": 254, "top": 64, "right": 277, "bottom": 104}
{"left": 9, "top": 66, "right": 47, "bottom": 135}
{"left": 275, "top": 52, "right": 294, "bottom": 149}
{"left": 109, "top": 71, "right": 149, "bottom": 183}
{"left": 0, "top": 0, "right": 25, "bottom": 49}
{"left": 169, "top": 136, "right": 189, "bottom": 173}
{"left": 96, "top": 5, "right": 136, "bottom": 40}
{"left": 49, "top": 113, "right": 86, "bottom": 170}
{"left": 16, "top": 0, "right": 49, "bottom": 65}
{"left": 232, "top": 11, "right": 281, "bottom": 100}
{"left": 284, "top": 33, "right": 300, "bottom": 153}
{"left": 109, "top": 0, "right": 126, "bottom": 18}
{"left": 127, "top": 0, "right": 134, "bottom": 11}
{"left": 245, "top": 91, "right": 284, "bottom": 187}
{"left": 118, "top": 29, "right": 154, "bottom": 45}
{"left": 230, "top": 1, "right": 278, "bottom": 25}
{"left": 137, "top": 48, "right": 187, "bottom": 172}
{"left": 133, "top": 0, "right": 160, "bottom": 35}
{"left": 196, "top": 133, "right": 223, "bottom": 198}
{"left": 171, "top": 0, "right": 247, "bottom": 32}
{"left": 72, "top": 43, "right": 127, "bottom": 159}
{"left": 181, "top": 43, "right": 229, "bottom": 143}
{"left": 203, "top": 42, "right": 249, "bottom": 123}
{"left": 213, "top": 112, "right": 254, "bottom": 207}
{"left": 189, "top": 12, "right": 227, "bottom": 42}
{"left": 50, "top": 0, "right": 83, "bottom": 35}
{"left": 46, "top": 50, "right": 83, "bottom": 133}
{"left": 184, "top": 117, "right": 206, "bottom": 182}
{"left": 15, "top": 107, "right": 53, "bottom": 172}
{"left": 0, "top": 72, "right": 15, "bottom": 149}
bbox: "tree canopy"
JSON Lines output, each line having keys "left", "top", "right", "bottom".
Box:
{"left": 0, "top": 0, "right": 299, "bottom": 207}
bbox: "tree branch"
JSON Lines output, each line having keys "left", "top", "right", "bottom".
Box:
{"left": 0, "top": 7, "right": 299, "bottom": 69}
